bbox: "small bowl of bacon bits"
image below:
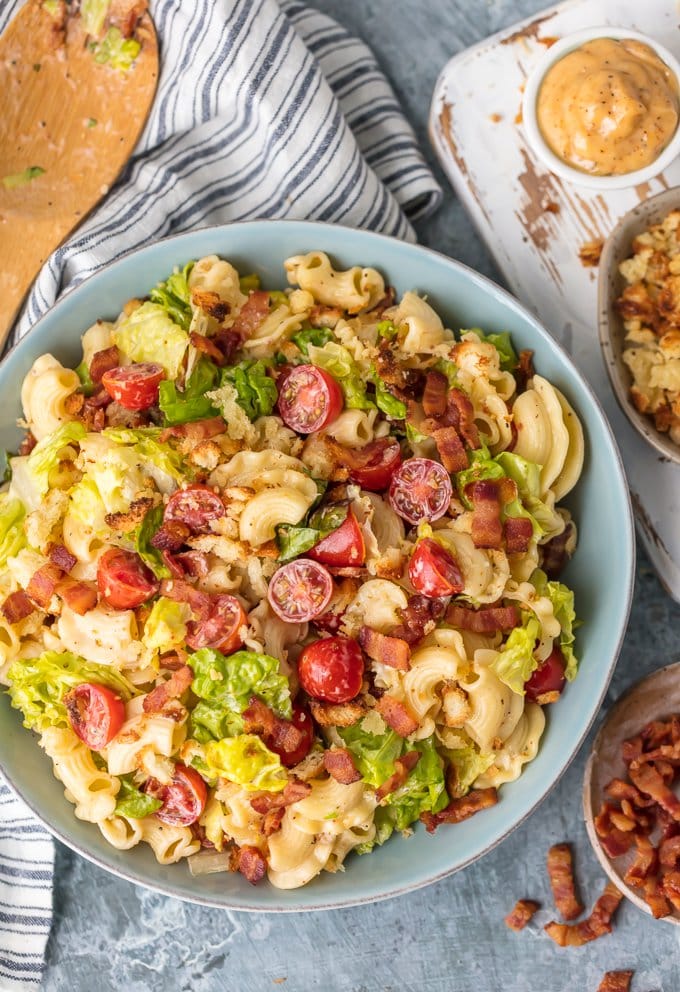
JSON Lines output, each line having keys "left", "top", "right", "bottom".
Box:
{"left": 598, "top": 187, "right": 680, "bottom": 464}
{"left": 583, "top": 662, "right": 680, "bottom": 924}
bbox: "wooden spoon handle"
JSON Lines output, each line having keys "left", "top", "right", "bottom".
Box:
{"left": 0, "top": 224, "right": 54, "bottom": 347}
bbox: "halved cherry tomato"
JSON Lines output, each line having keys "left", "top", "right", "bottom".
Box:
{"left": 408, "top": 538, "right": 464, "bottom": 598}
{"left": 297, "top": 635, "right": 364, "bottom": 703}
{"left": 267, "top": 703, "right": 315, "bottom": 767}
{"left": 101, "top": 363, "right": 164, "bottom": 410}
{"left": 145, "top": 764, "right": 207, "bottom": 826}
{"left": 348, "top": 438, "right": 402, "bottom": 491}
{"left": 64, "top": 682, "right": 126, "bottom": 750}
{"left": 164, "top": 484, "right": 225, "bottom": 534}
{"left": 308, "top": 508, "right": 365, "bottom": 567}
{"left": 97, "top": 548, "right": 158, "bottom": 609}
{"left": 389, "top": 457, "right": 452, "bottom": 524}
{"left": 267, "top": 559, "right": 333, "bottom": 622}
{"left": 525, "top": 645, "right": 567, "bottom": 703}
{"left": 185, "top": 594, "right": 247, "bottom": 654}
{"left": 277, "top": 365, "right": 343, "bottom": 433}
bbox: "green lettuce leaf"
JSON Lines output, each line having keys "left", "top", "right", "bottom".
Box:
{"left": 8, "top": 650, "right": 135, "bottom": 733}
{"left": 307, "top": 342, "right": 374, "bottom": 410}
{"left": 376, "top": 320, "right": 398, "bottom": 340}
{"left": 275, "top": 501, "right": 349, "bottom": 563}
{"left": 338, "top": 719, "right": 404, "bottom": 788}
{"left": 114, "top": 775, "right": 162, "bottom": 819}
{"left": 91, "top": 27, "right": 140, "bottom": 69}
{"left": 189, "top": 648, "right": 292, "bottom": 743}
{"left": 292, "top": 327, "right": 333, "bottom": 356}
{"left": 433, "top": 358, "right": 459, "bottom": 388}
{"left": 16, "top": 422, "right": 86, "bottom": 508}
{"left": 113, "top": 302, "right": 189, "bottom": 379}
{"left": 0, "top": 494, "right": 26, "bottom": 567}
{"left": 386, "top": 735, "right": 448, "bottom": 833}
{"left": 530, "top": 569, "right": 579, "bottom": 681}
{"left": 239, "top": 273, "right": 261, "bottom": 294}
{"left": 490, "top": 616, "right": 541, "bottom": 695}
{"left": 103, "top": 427, "right": 186, "bottom": 489}
{"left": 75, "top": 360, "right": 95, "bottom": 397}
{"left": 455, "top": 445, "right": 501, "bottom": 505}
{"left": 142, "top": 596, "right": 191, "bottom": 654}
{"left": 405, "top": 422, "right": 428, "bottom": 445}
{"left": 204, "top": 734, "right": 287, "bottom": 792}
{"left": 220, "top": 360, "right": 278, "bottom": 420}
{"left": 466, "top": 329, "right": 518, "bottom": 371}
{"left": 446, "top": 745, "right": 495, "bottom": 797}
{"left": 133, "top": 503, "right": 171, "bottom": 579}
{"left": 369, "top": 368, "right": 407, "bottom": 419}
{"left": 158, "top": 356, "right": 220, "bottom": 426}
{"left": 149, "top": 262, "right": 194, "bottom": 331}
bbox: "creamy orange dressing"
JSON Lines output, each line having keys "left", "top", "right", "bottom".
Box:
{"left": 537, "top": 38, "right": 680, "bottom": 176}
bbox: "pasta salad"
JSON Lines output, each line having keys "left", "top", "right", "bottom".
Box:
{"left": 2, "top": 251, "right": 584, "bottom": 889}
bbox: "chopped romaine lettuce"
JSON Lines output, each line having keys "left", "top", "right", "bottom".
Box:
{"left": 433, "top": 357, "right": 459, "bottom": 388}
{"left": 376, "top": 320, "right": 398, "bottom": 340}
{"left": 149, "top": 262, "right": 194, "bottom": 331}
{"left": 405, "top": 422, "right": 428, "bottom": 444}
{"left": 16, "top": 422, "right": 86, "bottom": 508}
{"left": 103, "top": 427, "right": 186, "bottom": 490}
{"left": 133, "top": 503, "right": 171, "bottom": 579}
{"left": 275, "top": 501, "right": 349, "bottom": 563}
{"left": 142, "top": 596, "right": 190, "bottom": 654}
{"left": 75, "top": 360, "right": 95, "bottom": 397}
{"left": 239, "top": 273, "right": 261, "bottom": 294}
{"left": 446, "top": 744, "right": 495, "bottom": 797}
{"left": 66, "top": 475, "right": 109, "bottom": 538}
{"left": 292, "top": 327, "right": 333, "bottom": 356}
{"left": 307, "top": 342, "right": 374, "bottom": 410}
{"left": 531, "top": 569, "right": 579, "bottom": 681}
{"left": 204, "top": 734, "right": 287, "bottom": 792}
{"left": 158, "top": 356, "right": 220, "bottom": 426}
{"left": 386, "top": 735, "right": 448, "bottom": 833}
{"left": 112, "top": 302, "right": 189, "bottom": 379}
{"left": 455, "top": 445, "right": 503, "bottom": 505}
{"left": 490, "top": 616, "right": 541, "bottom": 695}
{"left": 114, "top": 775, "right": 162, "bottom": 819}
{"left": 219, "top": 360, "right": 277, "bottom": 421}
{"left": 91, "top": 27, "right": 140, "bottom": 70}
{"left": 369, "top": 368, "right": 407, "bottom": 420}
{"left": 0, "top": 494, "right": 26, "bottom": 567}
{"left": 8, "top": 650, "right": 135, "bottom": 733}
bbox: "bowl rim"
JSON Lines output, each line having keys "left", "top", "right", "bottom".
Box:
{"left": 0, "top": 219, "right": 636, "bottom": 911}
{"left": 597, "top": 187, "right": 680, "bottom": 466}
{"left": 521, "top": 26, "right": 680, "bottom": 191}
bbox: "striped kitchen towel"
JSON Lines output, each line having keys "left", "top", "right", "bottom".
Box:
{"left": 0, "top": 0, "right": 441, "bottom": 987}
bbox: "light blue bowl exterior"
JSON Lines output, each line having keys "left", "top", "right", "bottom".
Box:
{"left": 0, "top": 221, "right": 634, "bottom": 911}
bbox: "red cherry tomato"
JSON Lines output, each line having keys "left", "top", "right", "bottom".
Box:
{"left": 101, "top": 363, "right": 164, "bottom": 410}
{"left": 308, "top": 509, "right": 365, "bottom": 567}
{"left": 348, "top": 438, "right": 402, "bottom": 491}
{"left": 389, "top": 457, "right": 452, "bottom": 524}
{"left": 267, "top": 559, "right": 333, "bottom": 622}
{"left": 97, "top": 548, "right": 159, "bottom": 609}
{"left": 64, "top": 682, "right": 126, "bottom": 750}
{"left": 185, "top": 594, "right": 247, "bottom": 654}
{"left": 297, "top": 635, "right": 364, "bottom": 703}
{"left": 408, "top": 538, "right": 464, "bottom": 598}
{"left": 277, "top": 365, "right": 343, "bottom": 433}
{"left": 165, "top": 484, "right": 225, "bottom": 534}
{"left": 145, "top": 764, "right": 207, "bottom": 826}
{"left": 267, "top": 704, "right": 315, "bottom": 767}
{"left": 525, "top": 645, "right": 567, "bottom": 703}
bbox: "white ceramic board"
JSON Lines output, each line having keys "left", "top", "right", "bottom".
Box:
{"left": 429, "top": 0, "right": 680, "bottom": 600}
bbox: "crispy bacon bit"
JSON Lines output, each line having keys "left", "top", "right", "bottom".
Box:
{"left": 358, "top": 626, "right": 411, "bottom": 671}
{"left": 446, "top": 603, "right": 520, "bottom": 634}
{"left": 597, "top": 972, "right": 633, "bottom": 992}
{"left": 143, "top": 665, "right": 193, "bottom": 714}
{"left": 308, "top": 699, "right": 365, "bottom": 728}
{"left": 391, "top": 594, "right": 447, "bottom": 646}
{"left": 505, "top": 516, "right": 533, "bottom": 554}
{"left": 1, "top": 590, "right": 35, "bottom": 623}
{"left": 173, "top": 551, "right": 210, "bottom": 578}
{"left": 243, "top": 697, "right": 304, "bottom": 757}
{"left": 160, "top": 578, "right": 211, "bottom": 619}
{"left": 421, "top": 787, "right": 498, "bottom": 832}
{"left": 470, "top": 480, "right": 503, "bottom": 549}
{"left": 18, "top": 432, "right": 37, "bottom": 456}
{"left": 26, "top": 563, "right": 63, "bottom": 608}
{"left": 547, "top": 843, "right": 583, "bottom": 921}
{"left": 515, "top": 349, "right": 535, "bottom": 393}
{"left": 190, "top": 291, "right": 231, "bottom": 323}
{"left": 430, "top": 425, "right": 468, "bottom": 473}
{"left": 643, "top": 874, "right": 671, "bottom": 918}
{"left": 105, "top": 401, "right": 150, "bottom": 429}
{"left": 376, "top": 339, "right": 424, "bottom": 399}
{"left": 662, "top": 869, "right": 680, "bottom": 910}
{"left": 151, "top": 520, "right": 192, "bottom": 553}
{"left": 89, "top": 346, "right": 120, "bottom": 384}
{"left": 605, "top": 777, "right": 655, "bottom": 808}
{"left": 231, "top": 290, "right": 271, "bottom": 339}
{"left": 544, "top": 881, "right": 622, "bottom": 947}
{"left": 422, "top": 370, "right": 448, "bottom": 417}
{"left": 324, "top": 748, "right": 362, "bottom": 784}
{"left": 629, "top": 761, "right": 680, "bottom": 821}
{"left": 624, "top": 835, "right": 658, "bottom": 889}
{"left": 46, "top": 544, "right": 76, "bottom": 573}
{"left": 325, "top": 436, "right": 394, "bottom": 474}
{"left": 55, "top": 578, "right": 98, "bottom": 615}
{"left": 80, "top": 396, "right": 107, "bottom": 432}
{"left": 376, "top": 751, "right": 420, "bottom": 801}
{"left": 250, "top": 780, "right": 312, "bottom": 815}
{"left": 262, "top": 807, "right": 285, "bottom": 837}
{"left": 594, "top": 802, "right": 635, "bottom": 858}
{"left": 448, "top": 388, "right": 480, "bottom": 448}
{"left": 161, "top": 551, "right": 185, "bottom": 579}
{"left": 578, "top": 239, "right": 604, "bottom": 268}
{"left": 374, "top": 695, "right": 419, "bottom": 738}
{"left": 159, "top": 416, "right": 226, "bottom": 443}
{"left": 504, "top": 899, "right": 540, "bottom": 932}
{"left": 234, "top": 844, "right": 267, "bottom": 885}
{"left": 189, "top": 331, "right": 227, "bottom": 365}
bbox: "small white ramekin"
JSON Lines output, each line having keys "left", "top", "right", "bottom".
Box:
{"left": 522, "top": 26, "right": 680, "bottom": 190}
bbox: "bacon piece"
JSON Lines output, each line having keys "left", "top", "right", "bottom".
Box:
{"left": 47, "top": 543, "right": 77, "bottom": 573}
{"left": 629, "top": 760, "right": 680, "bottom": 821}
{"left": 622, "top": 735, "right": 644, "bottom": 765}
{"left": 547, "top": 843, "right": 583, "bottom": 920}
{"left": 159, "top": 578, "right": 211, "bottom": 619}
{"left": 624, "top": 835, "right": 658, "bottom": 889}
{"left": 641, "top": 718, "right": 672, "bottom": 749}
{"left": 544, "top": 881, "right": 622, "bottom": 947}
{"left": 594, "top": 802, "right": 635, "bottom": 858}
{"left": 504, "top": 899, "right": 540, "bottom": 932}
{"left": 231, "top": 290, "right": 270, "bottom": 339}
{"left": 1, "top": 590, "right": 35, "bottom": 623}
{"left": 250, "top": 779, "right": 312, "bottom": 815}
{"left": 504, "top": 516, "right": 533, "bottom": 554}
{"left": 309, "top": 699, "right": 365, "bottom": 728}
{"left": 18, "top": 432, "right": 37, "bottom": 456}
{"left": 151, "top": 520, "right": 192, "bottom": 553}
{"left": 390, "top": 594, "right": 447, "bottom": 647}
{"left": 55, "top": 578, "right": 98, "bottom": 615}
{"left": 430, "top": 425, "right": 468, "bottom": 472}
{"left": 143, "top": 665, "right": 193, "bottom": 714}
{"left": 325, "top": 436, "right": 395, "bottom": 474}
{"left": 189, "top": 331, "right": 227, "bottom": 366}
{"left": 26, "top": 563, "right": 63, "bottom": 608}
{"left": 422, "top": 370, "right": 448, "bottom": 417}
{"left": 446, "top": 603, "right": 520, "bottom": 634}
{"left": 159, "top": 416, "right": 226, "bottom": 443}
{"left": 234, "top": 845, "right": 267, "bottom": 885}
{"left": 515, "top": 349, "right": 534, "bottom": 393}
{"left": 597, "top": 972, "right": 633, "bottom": 992}
{"left": 658, "top": 834, "right": 680, "bottom": 869}
{"left": 420, "top": 787, "right": 498, "bottom": 832}
{"left": 541, "top": 521, "right": 576, "bottom": 578}
{"left": 374, "top": 695, "right": 419, "bottom": 738}
{"left": 376, "top": 750, "right": 420, "bottom": 800}
{"left": 358, "top": 626, "right": 411, "bottom": 671}
{"left": 89, "top": 346, "right": 120, "bottom": 384}
{"left": 470, "top": 480, "right": 503, "bottom": 549}
{"left": 376, "top": 339, "right": 424, "bottom": 399}
{"left": 243, "top": 697, "right": 304, "bottom": 756}
{"left": 173, "top": 551, "right": 210, "bottom": 577}
{"left": 605, "top": 777, "right": 655, "bottom": 808}
{"left": 643, "top": 874, "right": 671, "bottom": 918}
{"left": 448, "top": 388, "right": 480, "bottom": 448}
{"left": 324, "top": 748, "right": 362, "bottom": 785}
{"left": 662, "top": 869, "right": 680, "bottom": 911}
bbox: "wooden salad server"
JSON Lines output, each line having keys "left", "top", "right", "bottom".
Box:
{"left": 0, "top": 0, "right": 158, "bottom": 346}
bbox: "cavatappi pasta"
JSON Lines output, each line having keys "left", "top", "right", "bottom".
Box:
{"left": 3, "top": 251, "right": 584, "bottom": 889}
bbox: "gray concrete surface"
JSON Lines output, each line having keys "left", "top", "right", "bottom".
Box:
{"left": 42, "top": 1, "right": 680, "bottom": 989}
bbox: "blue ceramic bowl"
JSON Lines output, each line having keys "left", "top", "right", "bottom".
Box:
{"left": 0, "top": 221, "right": 634, "bottom": 910}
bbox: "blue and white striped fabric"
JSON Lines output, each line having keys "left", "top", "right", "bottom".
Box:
{"left": 0, "top": 0, "right": 441, "bottom": 985}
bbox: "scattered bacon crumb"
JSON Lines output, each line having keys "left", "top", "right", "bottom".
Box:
{"left": 470, "top": 480, "right": 503, "bottom": 549}
{"left": 390, "top": 594, "right": 446, "bottom": 646}
{"left": 540, "top": 522, "right": 575, "bottom": 578}
{"left": 233, "top": 845, "right": 267, "bottom": 885}
{"left": 173, "top": 550, "right": 210, "bottom": 578}
{"left": 151, "top": 519, "right": 192, "bottom": 553}
{"left": 26, "top": 563, "right": 63, "bottom": 608}
{"left": 428, "top": 424, "right": 468, "bottom": 472}
{"left": 597, "top": 972, "right": 633, "bottom": 992}
{"left": 1, "top": 590, "right": 35, "bottom": 623}
{"left": 263, "top": 807, "right": 286, "bottom": 837}
{"left": 446, "top": 603, "right": 520, "bottom": 634}
{"left": 544, "top": 881, "right": 622, "bottom": 947}
{"left": 376, "top": 751, "right": 420, "bottom": 801}
{"left": 159, "top": 578, "right": 211, "bottom": 618}
{"left": 578, "top": 239, "right": 603, "bottom": 268}
{"left": 18, "top": 432, "right": 37, "bottom": 456}
{"left": 448, "top": 388, "right": 480, "bottom": 449}
{"left": 374, "top": 695, "right": 419, "bottom": 738}
{"left": 231, "top": 290, "right": 271, "bottom": 339}
{"left": 358, "top": 626, "right": 411, "bottom": 671}
{"left": 89, "top": 346, "right": 120, "bottom": 383}
{"left": 422, "top": 370, "right": 448, "bottom": 417}
{"left": 190, "top": 331, "right": 227, "bottom": 365}
{"left": 324, "top": 748, "right": 362, "bottom": 784}
{"left": 55, "top": 578, "right": 98, "bottom": 615}
{"left": 504, "top": 899, "right": 540, "bottom": 931}
{"left": 421, "top": 787, "right": 498, "bottom": 832}
{"left": 544, "top": 201, "right": 560, "bottom": 215}
{"left": 243, "top": 697, "right": 304, "bottom": 757}
{"left": 504, "top": 516, "right": 533, "bottom": 554}
{"left": 250, "top": 780, "right": 312, "bottom": 815}
{"left": 547, "top": 843, "right": 583, "bottom": 921}
{"left": 515, "top": 349, "right": 534, "bottom": 393}
{"left": 47, "top": 543, "right": 77, "bottom": 573}
{"left": 143, "top": 665, "right": 193, "bottom": 713}
{"left": 159, "top": 416, "right": 226, "bottom": 442}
